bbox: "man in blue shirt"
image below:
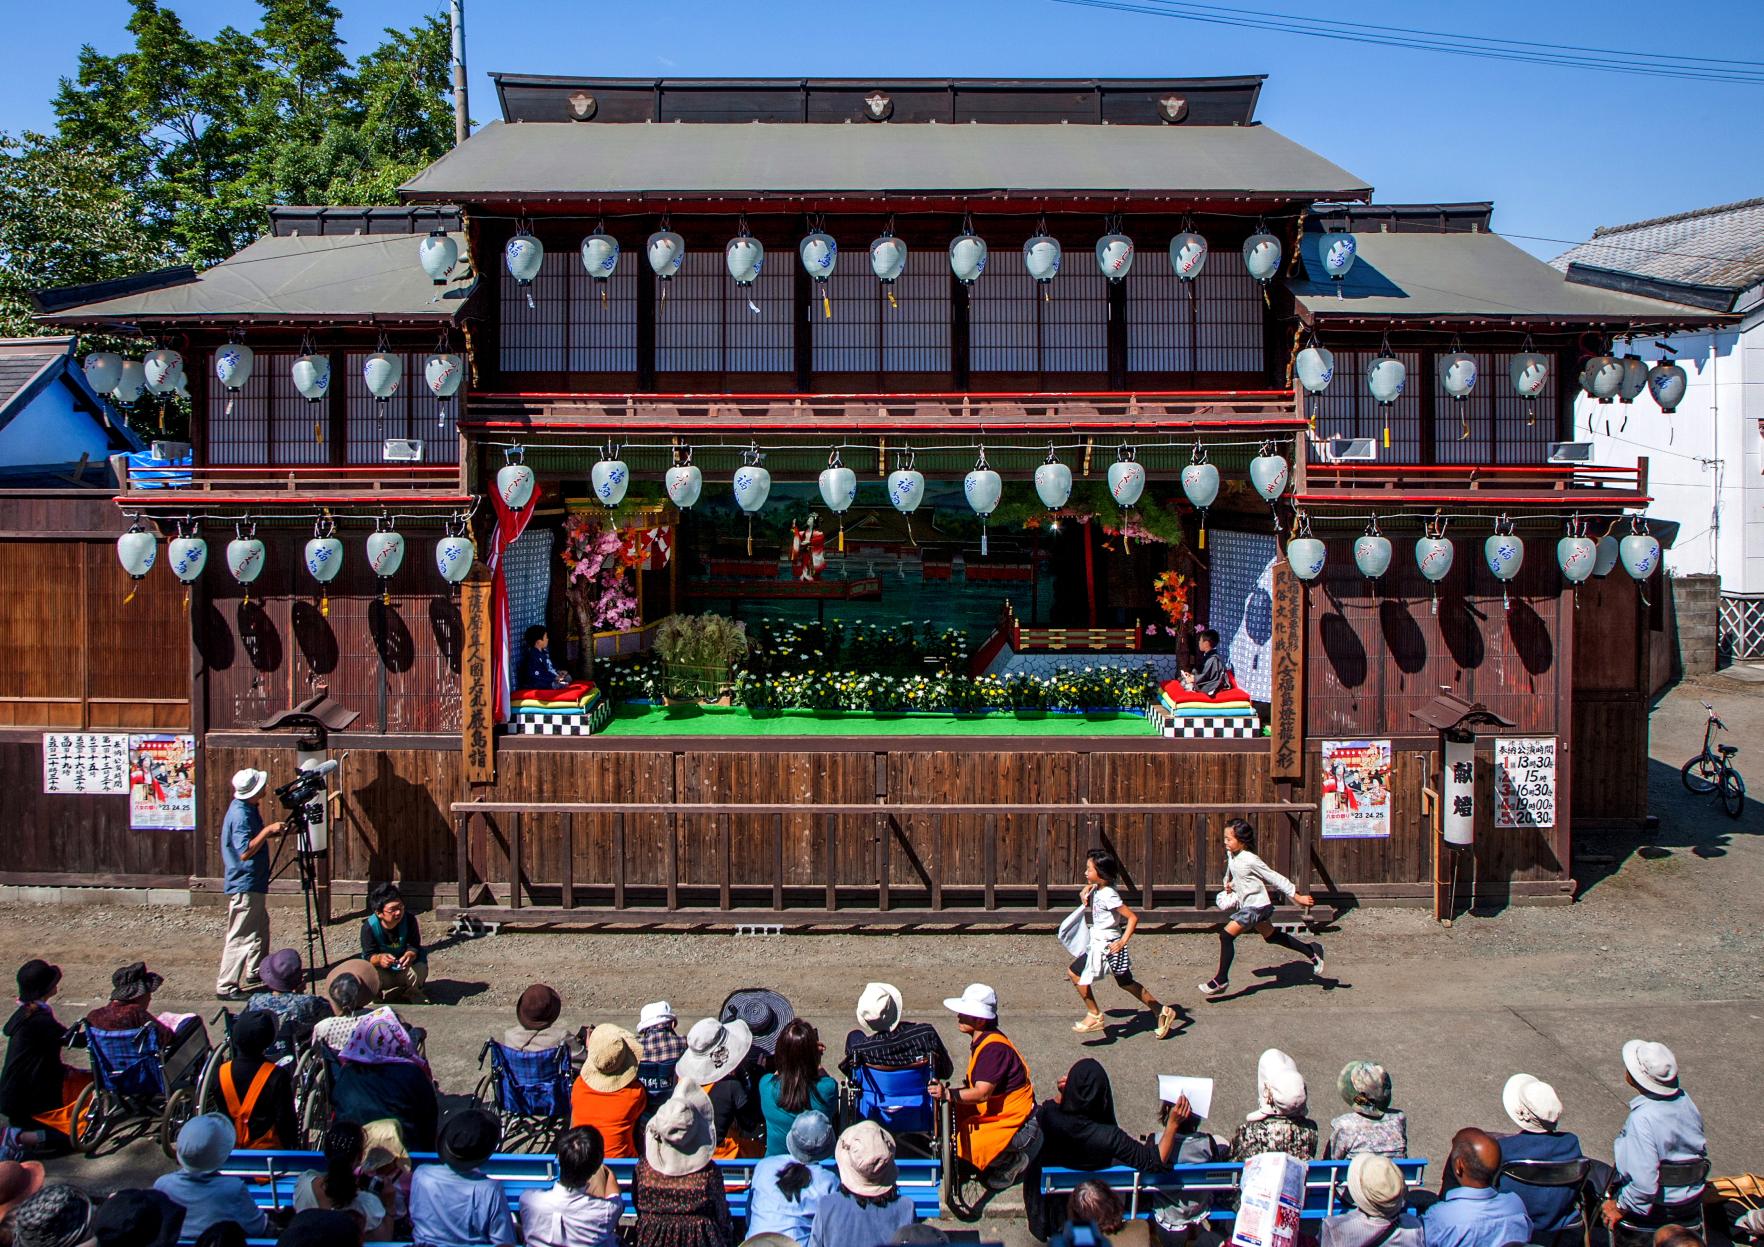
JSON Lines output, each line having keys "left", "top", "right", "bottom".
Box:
{"left": 1423, "top": 1128, "right": 1532, "bottom": 1247}
{"left": 1602, "top": 1040, "right": 1707, "bottom": 1240}
{"left": 214, "top": 768, "right": 287, "bottom": 1001}
{"left": 410, "top": 1107, "right": 519, "bottom": 1247}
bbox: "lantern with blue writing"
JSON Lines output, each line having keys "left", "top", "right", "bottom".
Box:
{"left": 818, "top": 449, "right": 858, "bottom": 552}
{"left": 292, "top": 353, "right": 330, "bottom": 404}
{"left": 1509, "top": 349, "right": 1550, "bottom": 426}
{"left": 801, "top": 229, "right": 837, "bottom": 318}
{"left": 1484, "top": 515, "right": 1524, "bottom": 610}
{"left": 725, "top": 227, "right": 764, "bottom": 315}
{"left": 168, "top": 527, "right": 207, "bottom": 585}
{"left": 1242, "top": 229, "right": 1282, "bottom": 285}
{"left": 215, "top": 343, "right": 254, "bottom": 393}
{"left": 1035, "top": 448, "right": 1073, "bottom": 511}
{"left": 418, "top": 230, "right": 458, "bottom": 285}
{"left": 647, "top": 227, "right": 685, "bottom": 282}
{"left": 1286, "top": 513, "right": 1325, "bottom": 581}
{"left": 1180, "top": 442, "right": 1219, "bottom": 548}
{"left": 1367, "top": 350, "right": 1405, "bottom": 450}
{"left": 1354, "top": 518, "right": 1392, "bottom": 581}
{"left": 965, "top": 448, "right": 1002, "bottom": 556}
{"left": 733, "top": 443, "right": 771, "bottom": 554}
{"left": 887, "top": 450, "right": 925, "bottom": 515}
{"left": 436, "top": 527, "right": 475, "bottom": 586}
{"left": 83, "top": 351, "right": 122, "bottom": 397}
{"left": 1169, "top": 230, "right": 1207, "bottom": 282}
{"left": 116, "top": 520, "right": 156, "bottom": 604}
{"left": 1647, "top": 360, "right": 1687, "bottom": 413}
{"left": 580, "top": 226, "right": 620, "bottom": 307}
{"left": 591, "top": 443, "right": 629, "bottom": 509}
{"left": 363, "top": 350, "right": 402, "bottom": 410}
{"left": 869, "top": 233, "right": 908, "bottom": 308}
{"left": 949, "top": 226, "right": 988, "bottom": 286}
{"left": 304, "top": 517, "right": 344, "bottom": 617}
{"left": 1619, "top": 518, "right": 1661, "bottom": 582}
{"left": 114, "top": 359, "right": 147, "bottom": 406}
{"left": 1320, "top": 232, "right": 1357, "bottom": 282}
{"left": 665, "top": 447, "right": 702, "bottom": 511}
{"left": 505, "top": 230, "right": 544, "bottom": 308}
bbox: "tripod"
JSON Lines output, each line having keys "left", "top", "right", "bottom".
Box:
{"left": 276, "top": 805, "right": 330, "bottom": 984}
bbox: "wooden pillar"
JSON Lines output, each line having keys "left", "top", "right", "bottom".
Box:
{"left": 1269, "top": 559, "right": 1306, "bottom": 782}
{"left": 327, "top": 350, "right": 348, "bottom": 466}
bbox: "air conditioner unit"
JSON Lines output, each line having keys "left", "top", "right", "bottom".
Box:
{"left": 382, "top": 439, "right": 425, "bottom": 462}
{"left": 150, "top": 441, "right": 192, "bottom": 461}
{"left": 1325, "top": 436, "right": 1378, "bottom": 462}
{"left": 1547, "top": 441, "right": 1594, "bottom": 463}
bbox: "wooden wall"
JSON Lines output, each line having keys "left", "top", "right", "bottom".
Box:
{"left": 1570, "top": 570, "right": 1651, "bottom": 825}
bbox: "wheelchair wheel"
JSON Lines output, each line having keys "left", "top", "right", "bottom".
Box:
{"left": 72, "top": 1084, "right": 113, "bottom": 1156}
{"left": 298, "top": 1078, "right": 331, "bottom": 1148}
{"left": 159, "top": 1088, "right": 196, "bottom": 1159}
{"left": 195, "top": 1042, "right": 227, "bottom": 1116}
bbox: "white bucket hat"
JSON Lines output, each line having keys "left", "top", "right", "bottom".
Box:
{"left": 1622, "top": 1039, "right": 1679, "bottom": 1097}
{"left": 673, "top": 1017, "right": 753, "bottom": 1086}
{"left": 231, "top": 768, "right": 268, "bottom": 800}
{"left": 638, "top": 1001, "right": 676, "bottom": 1031}
{"left": 856, "top": 982, "right": 904, "bottom": 1034}
{"left": 1502, "top": 1073, "right": 1564, "bottom": 1132}
{"left": 643, "top": 1082, "right": 716, "bottom": 1178}
{"left": 941, "top": 983, "right": 997, "bottom": 1021}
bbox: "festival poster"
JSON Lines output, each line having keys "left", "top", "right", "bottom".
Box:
{"left": 1319, "top": 739, "right": 1393, "bottom": 839}
{"left": 128, "top": 734, "right": 196, "bottom": 830}
{"left": 1496, "top": 736, "right": 1556, "bottom": 829}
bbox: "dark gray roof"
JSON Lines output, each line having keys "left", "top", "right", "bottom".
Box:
{"left": 38, "top": 231, "right": 473, "bottom": 326}
{"left": 399, "top": 118, "right": 1370, "bottom": 201}
{"left": 1292, "top": 227, "right": 1726, "bottom": 325}
{"left": 1551, "top": 196, "right": 1764, "bottom": 299}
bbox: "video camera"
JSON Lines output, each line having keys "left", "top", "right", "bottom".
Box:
{"left": 273, "top": 758, "right": 338, "bottom": 852}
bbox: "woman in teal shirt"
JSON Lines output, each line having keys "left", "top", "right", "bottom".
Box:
{"left": 759, "top": 1019, "right": 839, "bottom": 1156}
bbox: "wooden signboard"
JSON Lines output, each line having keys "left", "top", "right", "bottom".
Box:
{"left": 460, "top": 564, "right": 495, "bottom": 786}
{"left": 1268, "top": 559, "right": 1305, "bottom": 779}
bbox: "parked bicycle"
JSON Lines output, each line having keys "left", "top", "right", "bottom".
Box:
{"left": 1681, "top": 700, "right": 1746, "bottom": 819}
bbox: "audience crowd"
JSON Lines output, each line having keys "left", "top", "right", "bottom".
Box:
{"left": 0, "top": 952, "right": 1730, "bottom": 1247}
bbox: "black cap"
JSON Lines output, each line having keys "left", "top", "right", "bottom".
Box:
{"left": 230, "top": 1010, "right": 275, "bottom": 1058}
{"left": 93, "top": 1189, "right": 184, "bottom": 1247}
{"left": 437, "top": 1107, "right": 500, "bottom": 1169}
{"left": 16, "top": 960, "right": 60, "bottom": 1002}
{"left": 109, "top": 962, "right": 164, "bottom": 1003}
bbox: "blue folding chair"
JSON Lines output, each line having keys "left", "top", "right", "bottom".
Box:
{"left": 475, "top": 1040, "right": 575, "bottom": 1153}
{"left": 854, "top": 1060, "right": 937, "bottom": 1136}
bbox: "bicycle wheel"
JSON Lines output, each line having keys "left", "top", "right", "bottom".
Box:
{"left": 1719, "top": 768, "right": 1746, "bottom": 819}
{"left": 1681, "top": 755, "right": 1721, "bottom": 795}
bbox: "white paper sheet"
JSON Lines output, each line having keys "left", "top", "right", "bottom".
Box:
{"left": 1157, "top": 1074, "right": 1215, "bottom": 1121}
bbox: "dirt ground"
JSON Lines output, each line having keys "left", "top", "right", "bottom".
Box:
{"left": 13, "top": 676, "right": 1763, "bottom": 1244}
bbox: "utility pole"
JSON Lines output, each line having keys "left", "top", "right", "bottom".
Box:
{"left": 450, "top": 0, "right": 470, "bottom": 148}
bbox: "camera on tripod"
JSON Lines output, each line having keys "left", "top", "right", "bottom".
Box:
{"left": 275, "top": 758, "right": 337, "bottom": 856}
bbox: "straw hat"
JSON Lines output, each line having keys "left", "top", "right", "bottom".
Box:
{"left": 582, "top": 1024, "right": 641, "bottom": 1093}
{"left": 675, "top": 1017, "right": 753, "bottom": 1086}
{"left": 1502, "top": 1073, "right": 1564, "bottom": 1133}
{"left": 835, "top": 1120, "right": 898, "bottom": 1198}
{"left": 1622, "top": 1039, "right": 1679, "bottom": 1097}
{"left": 1347, "top": 1152, "right": 1407, "bottom": 1220}
{"left": 644, "top": 1083, "right": 716, "bottom": 1177}
{"left": 856, "top": 982, "right": 904, "bottom": 1034}
{"left": 231, "top": 768, "right": 267, "bottom": 801}
{"left": 360, "top": 1118, "right": 409, "bottom": 1171}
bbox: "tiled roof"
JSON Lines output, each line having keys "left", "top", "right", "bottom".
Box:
{"left": 1551, "top": 196, "right": 1764, "bottom": 293}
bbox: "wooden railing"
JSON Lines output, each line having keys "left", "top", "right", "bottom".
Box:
{"left": 111, "top": 460, "right": 468, "bottom": 504}
{"left": 1297, "top": 459, "right": 1649, "bottom": 508}
{"left": 447, "top": 799, "right": 1319, "bottom": 926}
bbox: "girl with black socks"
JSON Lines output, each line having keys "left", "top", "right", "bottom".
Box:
{"left": 1199, "top": 819, "right": 1324, "bottom": 998}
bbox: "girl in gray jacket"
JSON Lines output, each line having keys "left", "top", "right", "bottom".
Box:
{"left": 1199, "top": 819, "right": 1325, "bottom": 997}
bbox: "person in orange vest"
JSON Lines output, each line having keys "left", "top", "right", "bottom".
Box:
{"left": 218, "top": 1010, "right": 297, "bottom": 1149}
{"left": 930, "top": 983, "right": 1037, "bottom": 1188}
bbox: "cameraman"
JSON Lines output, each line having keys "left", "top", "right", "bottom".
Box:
{"left": 215, "top": 768, "right": 291, "bottom": 1001}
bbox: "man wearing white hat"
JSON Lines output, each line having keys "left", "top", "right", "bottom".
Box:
{"left": 214, "top": 768, "right": 289, "bottom": 1001}
{"left": 838, "top": 982, "right": 954, "bottom": 1082}
{"left": 636, "top": 1001, "right": 686, "bottom": 1100}
{"left": 1601, "top": 1040, "right": 1707, "bottom": 1240}
{"left": 1493, "top": 1073, "right": 1584, "bottom": 1235}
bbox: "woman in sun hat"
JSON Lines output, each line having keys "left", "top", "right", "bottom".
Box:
{"left": 806, "top": 1121, "right": 915, "bottom": 1247}
{"left": 746, "top": 1110, "right": 838, "bottom": 1245}
{"left": 571, "top": 1025, "right": 648, "bottom": 1158}
{"left": 506, "top": 984, "right": 585, "bottom": 1062}
{"left": 929, "top": 984, "right": 1037, "bottom": 1187}
{"left": 1493, "top": 1073, "right": 1584, "bottom": 1235}
{"left": 631, "top": 1083, "right": 731, "bottom": 1247}
{"left": 242, "top": 949, "right": 329, "bottom": 1058}
{"left": 1325, "top": 1060, "right": 1408, "bottom": 1159}
{"left": 330, "top": 1010, "right": 438, "bottom": 1151}
{"left": 1321, "top": 1152, "right": 1423, "bottom": 1247}
{"left": 1230, "top": 1051, "right": 1317, "bottom": 1161}
{"left": 719, "top": 988, "right": 793, "bottom": 1064}
{"left": 678, "top": 1017, "right": 763, "bottom": 1160}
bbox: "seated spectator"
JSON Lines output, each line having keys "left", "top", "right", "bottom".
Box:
{"left": 759, "top": 1021, "right": 838, "bottom": 1157}
{"left": 89, "top": 1188, "right": 186, "bottom": 1247}
{"left": 520, "top": 1125, "right": 623, "bottom": 1247}
{"left": 84, "top": 963, "right": 179, "bottom": 1047}
{"left": 636, "top": 1002, "right": 686, "bottom": 1101}
{"left": 1602, "top": 1041, "right": 1706, "bottom": 1242}
{"left": 409, "top": 1108, "right": 518, "bottom": 1247}
{"left": 839, "top": 983, "right": 954, "bottom": 1082}
{"left": 293, "top": 1121, "right": 389, "bottom": 1240}
{"left": 930, "top": 984, "right": 1036, "bottom": 1187}
{"left": 330, "top": 1010, "right": 438, "bottom": 1151}
{"left": 808, "top": 1121, "right": 915, "bottom": 1247}
{"left": 517, "top": 625, "right": 572, "bottom": 690}
{"left": 277, "top": 1209, "right": 363, "bottom": 1247}
{"left": 1494, "top": 1073, "right": 1584, "bottom": 1236}
{"left": 678, "top": 1017, "right": 762, "bottom": 1159}
{"left": 313, "top": 968, "right": 376, "bottom": 1053}
{"left": 506, "top": 984, "right": 585, "bottom": 1062}
{"left": 570, "top": 1025, "right": 647, "bottom": 1159}
{"left": 1, "top": 960, "right": 86, "bottom": 1153}
{"left": 358, "top": 1119, "right": 412, "bottom": 1229}
{"left": 153, "top": 1115, "right": 269, "bottom": 1240}
{"left": 215, "top": 1010, "right": 297, "bottom": 1149}
{"left": 631, "top": 1083, "right": 731, "bottom": 1247}
{"left": 359, "top": 885, "right": 428, "bottom": 1005}
{"left": 5, "top": 1183, "right": 94, "bottom": 1247}
{"left": 1423, "top": 1128, "right": 1532, "bottom": 1247}
{"left": 1230, "top": 1050, "right": 1318, "bottom": 1161}
{"left": 1324, "top": 1153, "right": 1424, "bottom": 1247}
{"left": 243, "top": 950, "right": 329, "bottom": 1055}
{"left": 747, "top": 1111, "right": 838, "bottom": 1246}
{"left": 1068, "top": 1179, "right": 1154, "bottom": 1247}
{"left": 1326, "top": 1060, "right": 1409, "bottom": 1160}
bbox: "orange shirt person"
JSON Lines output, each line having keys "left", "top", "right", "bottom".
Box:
{"left": 930, "top": 983, "right": 1036, "bottom": 1180}
{"left": 569, "top": 1025, "right": 647, "bottom": 1158}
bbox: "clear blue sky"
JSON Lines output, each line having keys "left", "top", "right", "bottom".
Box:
{"left": 6, "top": 1, "right": 1761, "bottom": 261}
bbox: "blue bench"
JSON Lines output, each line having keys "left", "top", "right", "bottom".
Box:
{"left": 1040, "top": 1156, "right": 1430, "bottom": 1222}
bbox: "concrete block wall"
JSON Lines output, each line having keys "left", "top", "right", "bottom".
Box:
{"left": 1675, "top": 574, "right": 1720, "bottom": 676}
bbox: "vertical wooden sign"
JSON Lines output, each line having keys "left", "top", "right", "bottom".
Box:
{"left": 1269, "top": 559, "right": 1306, "bottom": 779}
{"left": 460, "top": 564, "right": 495, "bottom": 785}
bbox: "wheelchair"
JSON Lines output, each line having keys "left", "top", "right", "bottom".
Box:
{"left": 473, "top": 1040, "right": 575, "bottom": 1153}
{"left": 67, "top": 1016, "right": 211, "bottom": 1159}
{"left": 195, "top": 1008, "right": 332, "bottom": 1148}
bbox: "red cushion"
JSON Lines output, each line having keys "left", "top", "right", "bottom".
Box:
{"left": 1159, "top": 675, "right": 1244, "bottom": 706}
{"left": 512, "top": 681, "right": 597, "bottom": 704}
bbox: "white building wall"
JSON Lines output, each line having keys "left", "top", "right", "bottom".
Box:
{"left": 1576, "top": 313, "right": 1763, "bottom": 592}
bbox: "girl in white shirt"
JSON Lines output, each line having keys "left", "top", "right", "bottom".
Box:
{"left": 1200, "top": 819, "right": 1324, "bottom": 997}
{"left": 1069, "top": 849, "right": 1180, "bottom": 1038}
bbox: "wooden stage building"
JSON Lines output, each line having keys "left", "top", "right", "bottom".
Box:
{"left": 2, "top": 76, "right": 1728, "bottom": 925}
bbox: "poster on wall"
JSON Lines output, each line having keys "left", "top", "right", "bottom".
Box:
{"left": 41, "top": 733, "right": 129, "bottom": 795}
{"left": 128, "top": 734, "right": 197, "bottom": 830}
{"left": 1495, "top": 737, "right": 1556, "bottom": 829}
{"left": 1320, "top": 739, "right": 1392, "bottom": 838}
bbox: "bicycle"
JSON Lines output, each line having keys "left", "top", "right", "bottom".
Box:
{"left": 1681, "top": 700, "right": 1746, "bottom": 819}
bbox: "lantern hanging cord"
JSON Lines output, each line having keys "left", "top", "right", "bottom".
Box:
{"left": 142, "top": 499, "right": 482, "bottom": 527}
{"left": 474, "top": 435, "right": 1299, "bottom": 456}
{"left": 1279, "top": 507, "right": 1648, "bottom": 527}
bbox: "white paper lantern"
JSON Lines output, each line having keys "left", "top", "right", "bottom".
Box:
{"left": 436, "top": 534, "right": 475, "bottom": 584}
{"left": 1242, "top": 231, "right": 1282, "bottom": 284}
{"left": 591, "top": 449, "right": 630, "bottom": 508}
{"left": 1593, "top": 535, "right": 1620, "bottom": 577}
{"left": 292, "top": 353, "right": 331, "bottom": 403}
{"left": 83, "top": 351, "right": 123, "bottom": 396}
{"left": 1367, "top": 354, "right": 1407, "bottom": 405}
{"left": 1321, "top": 233, "right": 1357, "bottom": 281}
{"left": 143, "top": 348, "right": 182, "bottom": 395}
{"left": 214, "top": 342, "right": 254, "bottom": 392}
{"left": 366, "top": 529, "right": 406, "bottom": 581}
{"left": 1023, "top": 232, "right": 1062, "bottom": 284}
{"left": 725, "top": 234, "right": 764, "bottom": 287}
{"left": 887, "top": 458, "right": 925, "bottom": 514}
{"left": 869, "top": 234, "right": 908, "bottom": 285}
{"left": 1096, "top": 231, "right": 1135, "bottom": 282}
{"left": 1556, "top": 535, "right": 1597, "bottom": 585}
{"left": 1034, "top": 452, "right": 1073, "bottom": 511}
{"left": 949, "top": 230, "right": 988, "bottom": 285}
{"left": 423, "top": 352, "right": 465, "bottom": 400}
{"left": 1354, "top": 524, "right": 1393, "bottom": 579}
{"left": 1169, "top": 231, "right": 1207, "bottom": 281}
{"left": 496, "top": 460, "right": 535, "bottom": 511}
{"left": 1440, "top": 351, "right": 1478, "bottom": 401}
{"left": 304, "top": 534, "right": 344, "bottom": 584}
{"left": 1582, "top": 354, "right": 1623, "bottom": 401}
{"left": 733, "top": 452, "right": 771, "bottom": 514}
{"left": 800, "top": 231, "right": 838, "bottom": 282}
{"left": 116, "top": 523, "right": 156, "bottom": 580}
{"left": 363, "top": 351, "right": 402, "bottom": 403}
{"left": 227, "top": 534, "right": 267, "bottom": 586}
{"left": 1647, "top": 361, "right": 1688, "bottom": 413}
{"left": 818, "top": 453, "right": 857, "bottom": 515}
{"left": 1107, "top": 449, "right": 1147, "bottom": 508}
{"left": 580, "top": 230, "right": 620, "bottom": 282}
{"left": 1295, "top": 345, "right": 1335, "bottom": 395}
{"left": 1620, "top": 529, "right": 1661, "bottom": 580}
{"left": 418, "top": 230, "right": 459, "bottom": 285}
{"left": 1484, "top": 529, "right": 1524, "bottom": 582}
{"left": 647, "top": 229, "right": 685, "bottom": 281}
{"left": 1287, "top": 532, "right": 1326, "bottom": 581}
{"left": 665, "top": 459, "right": 703, "bottom": 510}
{"left": 505, "top": 232, "right": 544, "bottom": 287}
{"left": 114, "top": 359, "right": 147, "bottom": 405}
{"left": 964, "top": 456, "right": 1002, "bottom": 516}
{"left": 168, "top": 534, "right": 207, "bottom": 584}
{"left": 1618, "top": 356, "right": 1649, "bottom": 404}
{"left": 1180, "top": 456, "right": 1219, "bottom": 511}
{"left": 1249, "top": 450, "right": 1289, "bottom": 504}
{"left": 1416, "top": 536, "right": 1455, "bottom": 583}
{"left": 1510, "top": 351, "right": 1550, "bottom": 399}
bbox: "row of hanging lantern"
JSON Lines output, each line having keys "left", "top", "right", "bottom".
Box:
{"left": 1579, "top": 346, "right": 1687, "bottom": 419}
{"left": 1293, "top": 339, "right": 1556, "bottom": 443}
{"left": 483, "top": 217, "right": 1288, "bottom": 320}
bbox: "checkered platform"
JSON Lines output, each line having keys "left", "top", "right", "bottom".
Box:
{"left": 1144, "top": 704, "right": 1262, "bottom": 739}
{"left": 506, "top": 701, "right": 613, "bottom": 736}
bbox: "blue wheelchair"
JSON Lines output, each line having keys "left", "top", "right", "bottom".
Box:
{"left": 68, "top": 1018, "right": 210, "bottom": 1159}
{"left": 473, "top": 1040, "right": 574, "bottom": 1153}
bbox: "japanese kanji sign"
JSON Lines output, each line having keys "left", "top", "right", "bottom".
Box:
{"left": 1443, "top": 736, "right": 1476, "bottom": 846}
{"left": 41, "top": 733, "right": 129, "bottom": 795}
{"left": 1268, "top": 560, "right": 1305, "bottom": 779}
{"left": 460, "top": 565, "right": 496, "bottom": 785}
{"left": 1495, "top": 737, "right": 1556, "bottom": 829}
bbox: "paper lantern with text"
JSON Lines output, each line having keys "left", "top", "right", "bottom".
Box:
{"left": 591, "top": 446, "right": 630, "bottom": 508}
{"left": 116, "top": 522, "right": 156, "bottom": 580}
{"left": 83, "top": 351, "right": 122, "bottom": 396}
{"left": 665, "top": 448, "right": 703, "bottom": 511}
{"left": 801, "top": 230, "right": 838, "bottom": 317}
{"left": 292, "top": 353, "right": 331, "bottom": 403}
{"left": 214, "top": 343, "right": 254, "bottom": 392}
{"left": 1242, "top": 230, "right": 1282, "bottom": 284}
{"left": 436, "top": 533, "right": 475, "bottom": 584}
{"left": 1249, "top": 447, "right": 1289, "bottom": 505}
{"left": 143, "top": 348, "right": 182, "bottom": 396}
{"left": 1618, "top": 355, "right": 1650, "bottom": 404}
{"left": 496, "top": 455, "right": 535, "bottom": 511}
{"left": 1023, "top": 231, "right": 1062, "bottom": 286}
{"left": 1180, "top": 443, "right": 1219, "bottom": 547}
{"left": 949, "top": 228, "right": 988, "bottom": 285}
{"left": 964, "top": 449, "right": 1002, "bottom": 556}
{"left": 1034, "top": 449, "right": 1073, "bottom": 511}
{"left": 1647, "top": 361, "right": 1688, "bottom": 413}
{"left": 418, "top": 230, "right": 458, "bottom": 284}
{"left": 647, "top": 228, "right": 685, "bottom": 281}
{"left": 168, "top": 532, "right": 207, "bottom": 584}
{"left": 1354, "top": 521, "right": 1393, "bottom": 580}
{"left": 1096, "top": 230, "right": 1135, "bottom": 282}
{"left": 504, "top": 231, "right": 544, "bottom": 307}
{"left": 887, "top": 452, "right": 925, "bottom": 515}
{"left": 1557, "top": 533, "right": 1596, "bottom": 585}
{"left": 1321, "top": 233, "right": 1357, "bottom": 281}
{"left": 1287, "top": 514, "right": 1325, "bottom": 582}
{"left": 1107, "top": 446, "right": 1146, "bottom": 508}
{"left": 363, "top": 351, "right": 402, "bottom": 404}
{"left": 1582, "top": 354, "right": 1623, "bottom": 401}
{"left": 1169, "top": 230, "right": 1207, "bottom": 281}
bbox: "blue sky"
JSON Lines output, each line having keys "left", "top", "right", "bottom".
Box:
{"left": 6, "top": 1, "right": 1761, "bottom": 261}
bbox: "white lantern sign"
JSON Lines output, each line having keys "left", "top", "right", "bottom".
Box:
{"left": 949, "top": 228, "right": 988, "bottom": 286}
{"left": 418, "top": 230, "right": 459, "bottom": 285}
{"left": 887, "top": 452, "right": 926, "bottom": 515}
{"left": 292, "top": 353, "right": 331, "bottom": 404}
{"left": 214, "top": 343, "right": 255, "bottom": 392}
{"left": 1168, "top": 230, "right": 1207, "bottom": 281}
{"left": 496, "top": 452, "right": 536, "bottom": 511}
{"left": 83, "top": 352, "right": 123, "bottom": 397}
{"left": 1034, "top": 449, "right": 1073, "bottom": 511}
{"left": 964, "top": 449, "right": 1002, "bottom": 556}
{"left": 591, "top": 445, "right": 630, "bottom": 509}
{"left": 665, "top": 452, "right": 703, "bottom": 510}
{"left": 1096, "top": 231, "right": 1135, "bottom": 282}
{"left": 1242, "top": 230, "right": 1282, "bottom": 284}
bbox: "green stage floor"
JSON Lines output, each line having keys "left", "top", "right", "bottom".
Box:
{"left": 598, "top": 704, "right": 1156, "bottom": 737}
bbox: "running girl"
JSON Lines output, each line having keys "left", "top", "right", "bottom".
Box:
{"left": 1069, "top": 849, "right": 1179, "bottom": 1038}
{"left": 1199, "top": 820, "right": 1325, "bottom": 998}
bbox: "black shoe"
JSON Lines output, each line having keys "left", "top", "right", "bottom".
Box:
{"left": 215, "top": 988, "right": 247, "bottom": 1002}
